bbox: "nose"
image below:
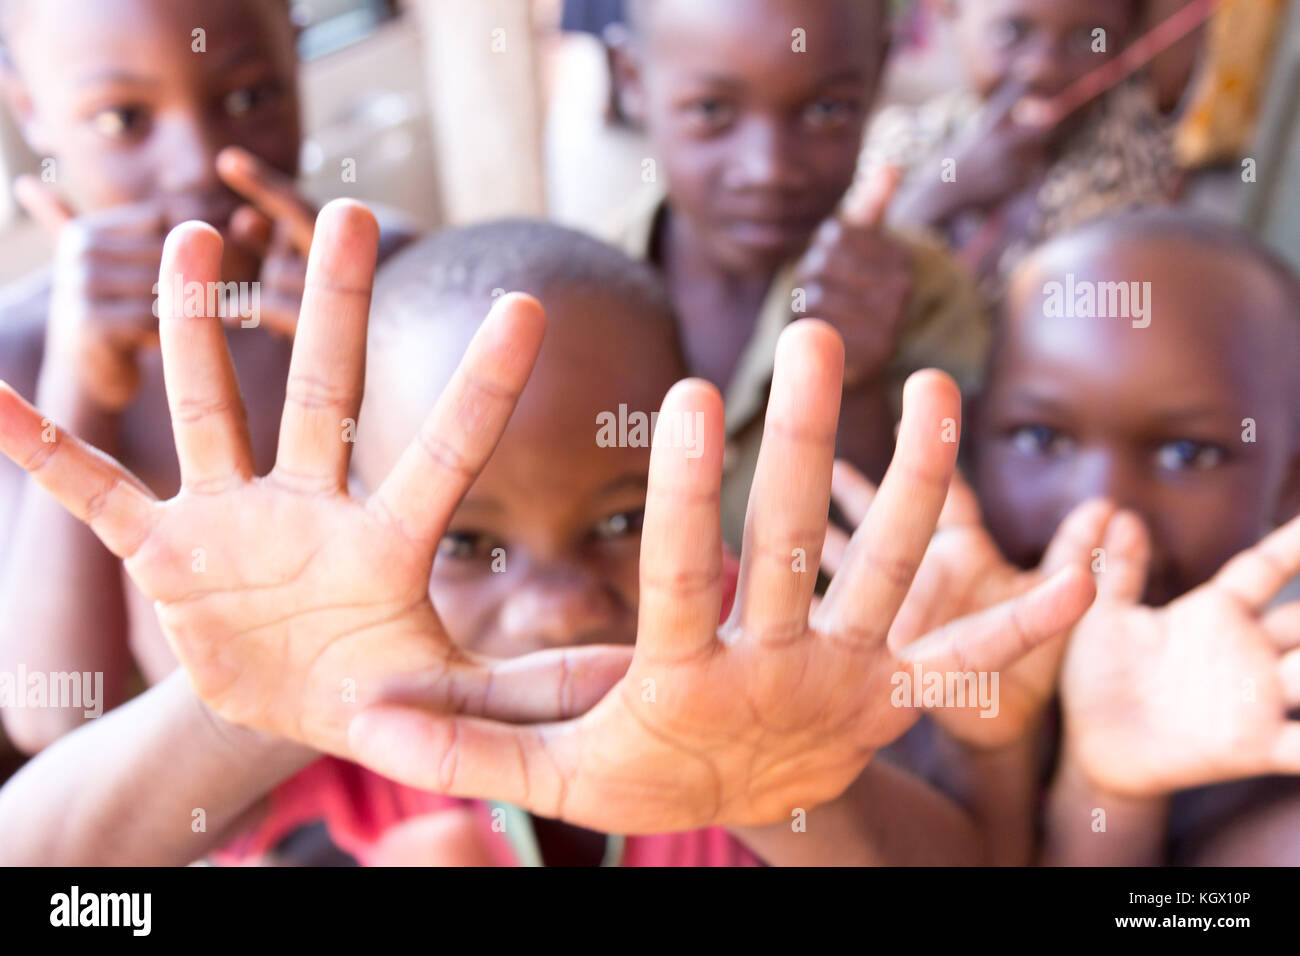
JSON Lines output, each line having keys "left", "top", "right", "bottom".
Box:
{"left": 154, "top": 113, "right": 225, "bottom": 198}
{"left": 1014, "top": 40, "right": 1074, "bottom": 96}
{"left": 1070, "top": 449, "right": 1148, "bottom": 512}
{"left": 497, "top": 562, "right": 622, "bottom": 650}
{"left": 726, "top": 116, "right": 810, "bottom": 193}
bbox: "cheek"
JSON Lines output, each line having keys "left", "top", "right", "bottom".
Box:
{"left": 1150, "top": 470, "right": 1281, "bottom": 586}
{"left": 55, "top": 140, "right": 157, "bottom": 210}
{"left": 428, "top": 573, "right": 501, "bottom": 651}
{"left": 974, "top": 450, "right": 1071, "bottom": 564}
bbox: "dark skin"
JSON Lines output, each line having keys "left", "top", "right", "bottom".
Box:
{"left": 357, "top": 287, "right": 683, "bottom": 866}
{"left": 0, "top": 0, "right": 348, "bottom": 746}
{"left": 973, "top": 231, "right": 1300, "bottom": 607}
{"left": 893, "top": 0, "right": 1138, "bottom": 267}
{"left": 615, "top": 0, "right": 896, "bottom": 479}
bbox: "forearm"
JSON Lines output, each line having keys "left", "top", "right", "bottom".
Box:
{"left": 0, "top": 381, "right": 132, "bottom": 750}
{"left": 729, "top": 759, "right": 982, "bottom": 866}
{"left": 1040, "top": 755, "right": 1169, "bottom": 866}
{"left": 0, "top": 670, "right": 315, "bottom": 865}
{"left": 933, "top": 729, "right": 1043, "bottom": 866}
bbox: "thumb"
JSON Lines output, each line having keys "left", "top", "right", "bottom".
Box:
{"left": 13, "top": 175, "right": 74, "bottom": 237}
{"left": 1095, "top": 510, "right": 1151, "bottom": 604}
{"left": 841, "top": 164, "right": 900, "bottom": 229}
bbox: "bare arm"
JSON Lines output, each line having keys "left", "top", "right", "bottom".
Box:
{"left": 0, "top": 669, "right": 314, "bottom": 865}
{"left": 729, "top": 760, "right": 983, "bottom": 866}
{"left": 1041, "top": 753, "right": 1168, "bottom": 866}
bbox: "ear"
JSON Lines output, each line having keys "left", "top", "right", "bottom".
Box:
{"left": 0, "top": 63, "right": 48, "bottom": 155}
{"left": 604, "top": 23, "right": 647, "bottom": 130}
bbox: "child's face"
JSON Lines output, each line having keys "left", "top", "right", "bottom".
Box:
{"left": 951, "top": 0, "right": 1135, "bottom": 101}
{"left": 3, "top": 0, "right": 299, "bottom": 261}
{"left": 360, "top": 290, "right": 685, "bottom": 658}
{"left": 625, "top": 0, "right": 883, "bottom": 273}
{"left": 974, "top": 238, "right": 1299, "bottom": 606}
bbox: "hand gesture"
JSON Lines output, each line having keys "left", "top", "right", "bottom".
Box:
{"left": 792, "top": 166, "right": 911, "bottom": 388}
{"left": 943, "top": 79, "right": 1058, "bottom": 213}
{"left": 346, "top": 339, "right": 1095, "bottom": 834}
{"left": 0, "top": 200, "right": 633, "bottom": 757}
{"left": 1062, "top": 512, "right": 1300, "bottom": 796}
{"left": 16, "top": 177, "right": 165, "bottom": 411}
{"left": 217, "top": 146, "right": 314, "bottom": 336}
{"left": 823, "top": 463, "right": 1106, "bottom": 748}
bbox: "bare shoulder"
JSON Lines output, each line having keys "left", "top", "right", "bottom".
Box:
{"left": 0, "top": 268, "right": 51, "bottom": 401}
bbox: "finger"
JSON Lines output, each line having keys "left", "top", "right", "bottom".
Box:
{"left": 271, "top": 199, "right": 377, "bottom": 493}
{"left": 1262, "top": 601, "right": 1300, "bottom": 652}
{"left": 369, "top": 292, "right": 545, "bottom": 548}
{"left": 1271, "top": 723, "right": 1300, "bottom": 775}
{"left": 636, "top": 379, "right": 725, "bottom": 661}
{"left": 1040, "top": 497, "right": 1116, "bottom": 577}
{"left": 733, "top": 320, "right": 843, "bottom": 644}
{"left": 228, "top": 204, "right": 274, "bottom": 259}
{"left": 821, "top": 523, "right": 851, "bottom": 577}
{"left": 347, "top": 706, "right": 559, "bottom": 811}
{"left": 979, "top": 76, "right": 1033, "bottom": 132}
{"left": 1211, "top": 514, "right": 1300, "bottom": 613}
{"left": 906, "top": 564, "right": 1096, "bottom": 674}
{"left": 1094, "top": 509, "right": 1150, "bottom": 603}
{"left": 0, "top": 381, "right": 157, "bottom": 557}
{"left": 814, "top": 369, "right": 961, "bottom": 645}
{"left": 157, "top": 222, "right": 257, "bottom": 492}
{"left": 375, "top": 644, "right": 634, "bottom": 722}
{"left": 937, "top": 469, "right": 982, "bottom": 528}
{"left": 216, "top": 147, "right": 314, "bottom": 255}
{"left": 1280, "top": 648, "right": 1300, "bottom": 710}
{"left": 841, "top": 164, "right": 900, "bottom": 229}
{"left": 830, "top": 458, "right": 876, "bottom": 527}
{"left": 13, "top": 175, "right": 73, "bottom": 236}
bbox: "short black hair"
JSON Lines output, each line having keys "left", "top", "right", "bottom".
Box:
{"left": 369, "top": 218, "right": 678, "bottom": 343}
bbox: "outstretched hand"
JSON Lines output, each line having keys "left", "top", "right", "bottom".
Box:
{"left": 347, "top": 339, "right": 1094, "bottom": 833}
{"left": 1062, "top": 511, "right": 1300, "bottom": 796}
{"left": 0, "top": 201, "right": 633, "bottom": 757}
{"left": 823, "top": 464, "right": 1105, "bottom": 748}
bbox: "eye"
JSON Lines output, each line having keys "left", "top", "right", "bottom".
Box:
{"left": 223, "top": 81, "right": 281, "bottom": 118}
{"left": 802, "top": 98, "right": 857, "bottom": 130}
{"left": 437, "top": 531, "right": 499, "bottom": 561}
{"left": 991, "top": 17, "right": 1030, "bottom": 48}
{"left": 1154, "top": 440, "right": 1224, "bottom": 473}
{"left": 91, "top": 105, "right": 148, "bottom": 139}
{"left": 685, "top": 97, "right": 735, "bottom": 129}
{"left": 1009, "top": 424, "right": 1073, "bottom": 457}
{"left": 591, "top": 509, "right": 645, "bottom": 540}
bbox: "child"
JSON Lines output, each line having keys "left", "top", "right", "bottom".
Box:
{"left": 969, "top": 211, "right": 1300, "bottom": 864}
{"left": 873, "top": 0, "right": 1181, "bottom": 292}
{"left": 0, "top": 203, "right": 1093, "bottom": 864}
{"left": 0, "top": 0, "right": 411, "bottom": 751}
{"left": 607, "top": 0, "right": 990, "bottom": 546}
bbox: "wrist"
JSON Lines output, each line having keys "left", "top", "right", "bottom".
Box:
{"left": 185, "top": 679, "right": 316, "bottom": 778}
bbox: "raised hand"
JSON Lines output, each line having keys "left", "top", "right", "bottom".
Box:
{"left": 15, "top": 177, "right": 165, "bottom": 412}
{"left": 217, "top": 146, "right": 314, "bottom": 336}
{"left": 791, "top": 165, "right": 910, "bottom": 388}
{"left": 1062, "top": 512, "right": 1300, "bottom": 796}
{"left": 823, "top": 463, "right": 1107, "bottom": 748}
{"left": 347, "top": 334, "right": 1095, "bottom": 834}
{"left": 0, "top": 200, "right": 632, "bottom": 758}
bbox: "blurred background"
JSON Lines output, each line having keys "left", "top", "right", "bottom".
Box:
{"left": 0, "top": 0, "right": 1295, "bottom": 278}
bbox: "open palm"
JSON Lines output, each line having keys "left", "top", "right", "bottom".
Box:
{"left": 0, "top": 202, "right": 632, "bottom": 757}
{"left": 1063, "top": 512, "right": 1300, "bottom": 796}
{"left": 349, "top": 330, "right": 1096, "bottom": 833}
{"left": 824, "top": 466, "right": 1110, "bottom": 748}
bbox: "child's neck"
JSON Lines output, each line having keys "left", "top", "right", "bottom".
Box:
{"left": 530, "top": 814, "right": 611, "bottom": 867}
{"left": 658, "top": 209, "right": 774, "bottom": 394}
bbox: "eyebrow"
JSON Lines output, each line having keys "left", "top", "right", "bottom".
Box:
{"left": 76, "top": 70, "right": 159, "bottom": 88}
{"left": 592, "top": 473, "right": 649, "bottom": 499}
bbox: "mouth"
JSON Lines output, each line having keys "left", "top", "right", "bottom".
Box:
{"left": 721, "top": 216, "right": 818, "bottom": 252}
{"left": 164, "top": 192, "right": 243, "bottom": 234}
